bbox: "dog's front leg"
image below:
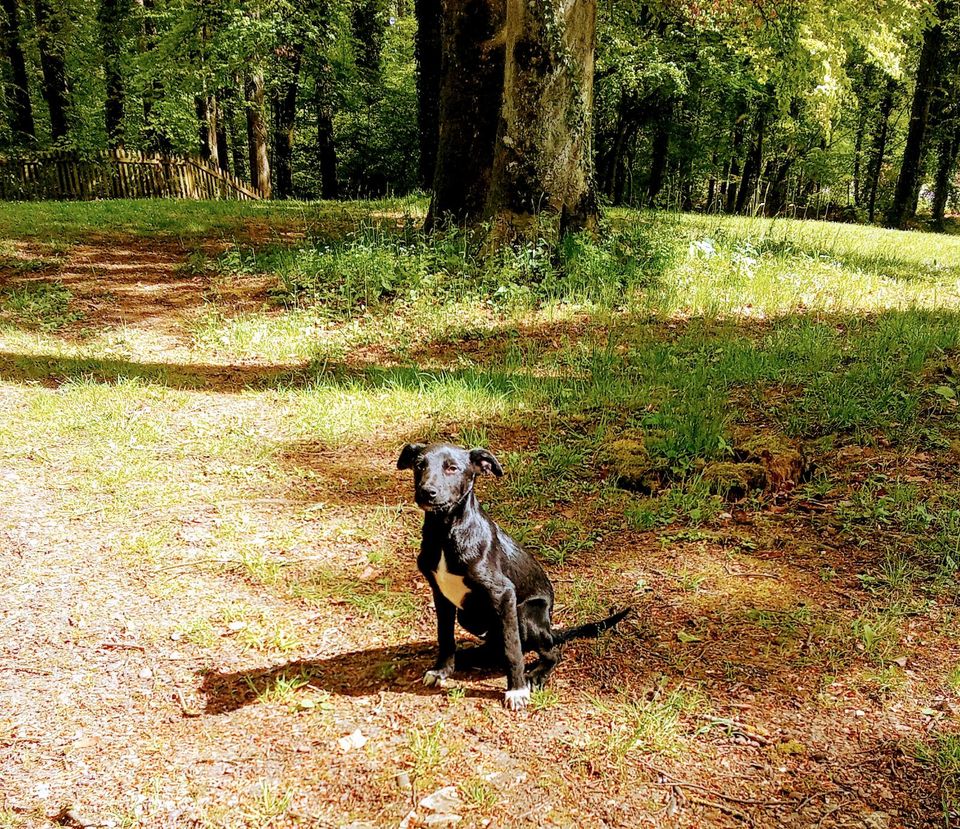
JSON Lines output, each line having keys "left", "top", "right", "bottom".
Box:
{"left": 423, "top": 589, "right": 456, "bottom": 687}
{"left": 495, "top": 588, "right": 530, "bottom": 710}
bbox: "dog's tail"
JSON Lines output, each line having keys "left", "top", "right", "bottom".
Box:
{"left": 554, "top": 607, "right": 631, "bottom": 644}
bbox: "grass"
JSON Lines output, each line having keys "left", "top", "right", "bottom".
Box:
{"left": 2, "top": 199, "right": 960, "bottom": 823}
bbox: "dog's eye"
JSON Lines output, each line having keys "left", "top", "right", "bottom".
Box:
{"left": 443, "top": 464, "right": 459, "bottom": 474}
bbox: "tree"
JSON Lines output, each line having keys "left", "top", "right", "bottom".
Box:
{"left": 245, "top": 69, "right": 271, "bottom": 196}
{"left": 414, "top": 0, "right": 440, "bottom": 188}
{"left": 98, "top": 0, "right": 129, "bottom": 148}
{"left": 427, "top": 0, "right": 600, "bottom": 240}
{"left": 0, "top": 0, "right": 35, "bottom": 143}
{"left": 34, "top": 0, "right": 71, "bottom": 140}
{"left": 886, "top": 0, "right": 949, "bottom": 228}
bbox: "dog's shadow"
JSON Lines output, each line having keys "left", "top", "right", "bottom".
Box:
{"left": 199, "top": 641, "right": 505, "bottom": 714}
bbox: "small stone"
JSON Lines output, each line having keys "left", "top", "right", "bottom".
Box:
{"left": 337, "top": 729, "right": 367, "bottom": 751}
{"left": 424, "top": 816, "right": 461, "bottom": 827}
{"left": 138, "top": 668, "right": 153, "bottom": 680}
{"left": 892, "top": 656, "right": 908, "bottom": 668}
{"left": 394, "top": 772, "right": 412, "bottom": 791}
{"left": 420, "top": 786, "right": 462, "bottom": 813}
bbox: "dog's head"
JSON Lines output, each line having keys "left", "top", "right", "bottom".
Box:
{"left": 397, "top": 442, "right": 503, "bottom": 512}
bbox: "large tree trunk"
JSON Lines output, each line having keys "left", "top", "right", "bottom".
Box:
{"left": 98, "top": 0, "right": 128, "bottom": 148}
{"left": 0, "top": 0, "right": 35, "bottom": 143}
{"left": 485, "top": 0, "right": 599, "bottom": 239}
{"left": 886, "top": 0, "right": 947, "bottom": 228}
{"left": 414, "top": 0, "right": 441, "bottom": 189}
{"left": 271, "top": 44, "right": 302, "bottom": 199}
{"left": 426, "top": 0, "right": 506, "bottom": 229}
{"left": 245, "top": 70, "right": 271, "bottom": 198}
{"left": 34, "top": 0, "right": 70, "bottom": 140}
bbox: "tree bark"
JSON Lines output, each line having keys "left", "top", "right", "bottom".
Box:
{"left": 886, "top": 0, "right": 947, "bottom": 228}
{"left": 426, "top": 0, "right": 506, "bottom": 229}
{"left": 0, "top": 0, "right": 35, "bottom": 143}
{"left": 34, "top": 0, "right": 70, "bottom": 140}
{"left": 98, "top": 0, "right": 128, "bottom": 148}
{"left": 271, "top": 44, "right": 302, "bottom": 199}
{"left": 485, "top": 0, "right": 599, "bottom": 239}
{"left": 414, "top": 0, "right": 441, "bottom": 188}
{"left": 245, "top": 70, "right": 271, "bottom": 197}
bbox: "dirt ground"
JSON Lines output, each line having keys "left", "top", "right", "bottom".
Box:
{"left": 1, "top": 233, "right": 959, "bottom": 829}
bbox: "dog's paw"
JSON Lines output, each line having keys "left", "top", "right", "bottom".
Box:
{"left": 503, "top": 686, "right": 531, "bottom": 711}
{"left": 422, "top": 669, "right": 447, "bottom": 688}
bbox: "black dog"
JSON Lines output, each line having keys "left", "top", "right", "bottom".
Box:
{"left": 397, "top": 442, "right": 630, "bottom": 710}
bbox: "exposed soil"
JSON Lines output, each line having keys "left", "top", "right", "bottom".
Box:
{"left": 1, "top": 235, "right": 958, "bottom": 829}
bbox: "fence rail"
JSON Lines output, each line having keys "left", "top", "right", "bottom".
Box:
{"left": 0, "top": 149, "right": 262, "bottom": 201}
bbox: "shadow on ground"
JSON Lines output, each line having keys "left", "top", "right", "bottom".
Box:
{"left": 198, "top": 640, "right": 508, "bottom": 713}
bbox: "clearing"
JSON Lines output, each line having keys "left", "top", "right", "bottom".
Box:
{"left": 1, "top": 200, "right": 960, "bottom": 828}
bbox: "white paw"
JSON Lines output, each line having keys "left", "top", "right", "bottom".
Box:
{"left": 423, "top": 670, "right": 446, "bottom": 687}
{"left": 503, "top": 686, "right": 531, "bottom": 710}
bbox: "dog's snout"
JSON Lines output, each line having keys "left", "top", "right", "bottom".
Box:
{"left": 422, "top": 485, "right": 439, "bottom": 499}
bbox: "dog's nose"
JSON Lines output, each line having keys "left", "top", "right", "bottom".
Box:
{"left": 422, "top": 486, "right": 438, "bottom": 499}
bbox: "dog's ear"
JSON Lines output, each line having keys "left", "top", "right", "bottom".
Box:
{"left": 470, "top": 448, "right": 503, "bottom": 477}
{"left": 397, "top": 443, "right": 426, "bottom": 470}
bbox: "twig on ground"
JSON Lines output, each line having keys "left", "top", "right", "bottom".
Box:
{"left": 795, "top": 790, "right": 838, "bottom": 812}
{"left": 174, "top": 686, "right": 202, "bottom": 718}
{"left": 639, "top": 759, "right": 793, "bottom": 808}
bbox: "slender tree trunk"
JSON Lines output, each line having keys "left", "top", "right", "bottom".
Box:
{"left": 932, "top": 126, "right": 960, "bottom": 229}
{"left": 646, "top": 101, "right": 672, "bottom": 207}
{"left": 215, "top": 96, "right": 229, "bottom": 171}
{"left": 271, "top": 44, "right": 302, "bottom": 199}
{"left": 426, "top": 0, "right": 505, "bottom": 229}
{"left": 0, "top": 0, "right": 35, "bottom": 142}
{"left": 736, "top": 104, "right": 766, "bottom": 214}
{"left": 414, "top": 0, "right": 441, "bottom": 188}
{"left": 98, "top": 0, "right": 128, "bottom": 148}
{"left": 867, "top": 79, "right": 897, "bottom": 223}
{"left": 724, "top": 106, "right": 745, "bottom": 214}
{"left": 485, "top": 0, "right": 599, "bottom": 239}
{"left": 196, "top": 93, "right": 219, "bottom": 166}
{"left": 245, "top": 70, "right": 271, "bottom": 197}
{"left": 315, "top": 58, "right": 338, "bottom": 199}
{"left": 134, "top": 0, "right": 167, "bottom": 152}
{"left": 226, "top": 90, "right": 246, "bottom": 179}
{"left": 34, "top": 0, "right": 70, "bottom": 140}
{"left": 886, "top": 0, "right": 947, "bottom": 228}
{"left": 352, "top": 0, "right": 386, "bottom": 81}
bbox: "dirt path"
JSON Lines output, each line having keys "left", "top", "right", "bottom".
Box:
{"left": 0, "top": 236, "right": 957, "bottom": 828}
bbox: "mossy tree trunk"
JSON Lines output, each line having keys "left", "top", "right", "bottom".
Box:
{"left": 426, "top": 0, "right": 599, "bottom": 240}
{"left": 484, "top": 0, "right": 599, "bottom": 240}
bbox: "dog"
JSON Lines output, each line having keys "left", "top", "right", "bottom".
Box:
{"left": 397, "top": 442, "right": 630, "bottom": 710}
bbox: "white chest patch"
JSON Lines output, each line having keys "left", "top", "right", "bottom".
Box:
{"left": 434, "top": 552, "right": 470, "bottom": 609}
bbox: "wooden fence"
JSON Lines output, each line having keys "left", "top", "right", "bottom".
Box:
{"left": 0, "top": 149, "right": 263, "bottom": 201}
